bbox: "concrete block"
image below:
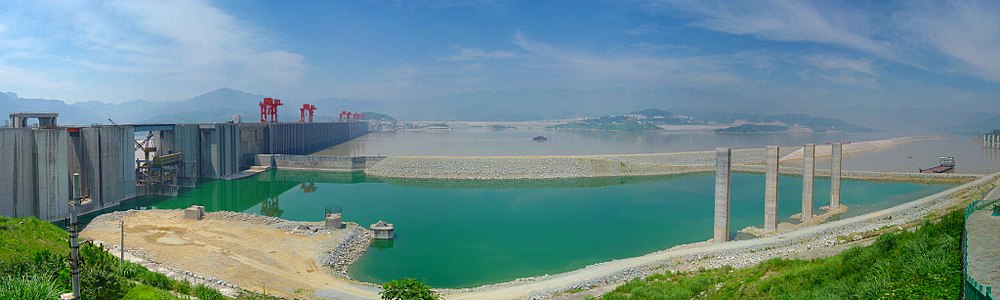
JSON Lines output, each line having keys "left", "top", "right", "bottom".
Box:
{"left": 325, "top": 213, "right": 342, "bottom": 229}
{"left": 370, "top": 220, "right": 394, "bottom": 240}
{"left": 714, "top": 147, "right": 731, "bottom": 243}
{"left": 183, "top": 205, "right": 203, "bottom": 220}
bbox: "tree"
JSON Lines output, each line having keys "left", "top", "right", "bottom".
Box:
{"left": 380, "top": 278, "right": 440, "bottom": 300}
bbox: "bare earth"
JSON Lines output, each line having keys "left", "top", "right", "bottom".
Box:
{"left": 80, "top": 210, "right": 381, "bottom": 300}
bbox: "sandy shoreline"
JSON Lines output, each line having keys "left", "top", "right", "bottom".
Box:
{"left": 365, "top": 136, "right": 940, "bottom": 180}
{"left": 779, "top": 135, "right": 944, "bottom": 161}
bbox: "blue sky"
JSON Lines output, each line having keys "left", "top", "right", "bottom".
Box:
{"left": 0, "top": 0, "right": 998, "bottom": 110}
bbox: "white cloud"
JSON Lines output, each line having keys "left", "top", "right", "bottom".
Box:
{"left": 658, "top": 0, "right": 889, "bottom": 55}
{"left": 896, "top": 1, "right": 1000, "bottom": 82}
{"left": 442, "top": 45, "right": 517, "bottom": 61}
{"left": 647, "top": 0, "right": 1000, "bottom": 83}
{"left": 512, "top": 32, "right": 743, "bottom": 86}
{"left": 0, "top": 0, "right": 306, "bottom": 102}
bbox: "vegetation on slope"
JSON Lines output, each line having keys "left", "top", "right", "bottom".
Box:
{"left": 0, "top": 216, "right": 284, "bottom": 300}
{"left": 594, "top": 209, "right": 965, "bottom": 299}
{"left": 714, "top": 124, "right": 789, "bottom": 133}
{"left": 552, "top": 116, "right": 663, "bottom": 131}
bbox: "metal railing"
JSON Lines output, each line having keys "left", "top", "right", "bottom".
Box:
{"left": 963, "top": 200, "right": 996, "bottom": 300}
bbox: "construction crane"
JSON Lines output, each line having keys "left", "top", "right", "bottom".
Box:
{"left": 259, "top": 97, "right": 283, "bottom": 122}
{"left": 299, "top": 104, "right": 317, "bottom": 123}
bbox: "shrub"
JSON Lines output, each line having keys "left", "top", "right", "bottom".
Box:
{"left": 380, "top": 278, "right": 441, "bottom": 300}
{"left": 0, "top": 275, "right": 64, "bottom": 300}
{"left": 194, "top": 283, "right": 226, "bottom": 300}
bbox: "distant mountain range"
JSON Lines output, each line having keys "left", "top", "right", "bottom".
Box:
{"left": 1, "top": 88, "right": 997, "bottom": 134}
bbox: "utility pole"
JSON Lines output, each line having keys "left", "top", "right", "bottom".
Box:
{"left": 70, "top": 173, "right": 82, "bottom": 299}
{"left": 120, "top": 220, "right": 125, "bottom": 272}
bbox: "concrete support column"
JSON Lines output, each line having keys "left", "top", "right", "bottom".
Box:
{"left": 830, "top": 143, "right": 842, "bottom": 209}
{"left": 801, "top": 144, "right": 815, "bottom": 223}
{"left": 713, "top": 147, "right": 731, "bottom": 243}
{"left": 764, "top": 145, "right": 779, "bottom": 232}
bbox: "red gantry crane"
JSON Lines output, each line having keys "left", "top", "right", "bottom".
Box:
{"left": 259, "top": 97, "right": 283, "bottom": 122}
{"left": 299, "top": 104, "right": 317, "bottom": 123}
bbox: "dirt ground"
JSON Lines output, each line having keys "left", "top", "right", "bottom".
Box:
{"left": 80, "top": 210, "right": 381, "bottom": 299}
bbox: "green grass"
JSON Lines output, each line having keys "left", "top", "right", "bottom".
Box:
{"left": 0, "top": 216, "right": 69, "bottom": 260}
{"left": 595, "top": 209, "right": 965, "bottom": 299}
{"left": 123, "top": 284, "right": 181, "bottom": 300}
{"left": 0, "top": 275, "right": 63, "bottom": 300}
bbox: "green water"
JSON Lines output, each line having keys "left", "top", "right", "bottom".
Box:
{"left": 89, "top": 170, "right": 954, "bottom": 288}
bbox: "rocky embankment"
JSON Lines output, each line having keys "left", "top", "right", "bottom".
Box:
{"left": 321, "top": 226, "right": 373, "bottom": 276}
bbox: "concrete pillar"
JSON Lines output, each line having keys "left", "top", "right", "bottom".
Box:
{"left": 830, "top": 143, "right": 842, "bottom": 209}
{"left": 713, "top": 147, "right": 731, "bottom": 243}
{"left": 801, "top": 144, "right": 815, "bottom": 222}
{"left": 764, "top": 145, "right": 779, "bottom": 232}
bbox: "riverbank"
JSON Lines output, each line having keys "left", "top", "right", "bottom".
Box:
{"left": 439, "top": 172, "right": 1000, "bottom": 299}
{"left": 80, "top": 210, "right": 379, "bottom": 299}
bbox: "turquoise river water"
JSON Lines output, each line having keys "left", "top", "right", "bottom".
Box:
{"left": 84, "top": 170, "right": 954, "bottom": 288}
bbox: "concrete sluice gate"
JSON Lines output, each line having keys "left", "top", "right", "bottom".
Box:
{"left": 0, "top": 121, "right": 369, "bottom": 221}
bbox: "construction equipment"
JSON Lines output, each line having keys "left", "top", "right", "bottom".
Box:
{"left": 259, "top": 97, "right": 283, "bottom": 122}
{"left": 299, "top": 104, "right": 317, "bottom": 123}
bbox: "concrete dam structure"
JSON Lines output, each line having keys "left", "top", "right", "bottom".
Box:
{"left": 0, "top": 113, "right": 368, "bottom": 221}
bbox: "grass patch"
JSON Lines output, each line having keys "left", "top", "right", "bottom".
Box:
{"left": 0, "top": 217, "right": 69, "bottom": 260}
{"left": 595, "top": 209, "right": 965, "bottom": 299}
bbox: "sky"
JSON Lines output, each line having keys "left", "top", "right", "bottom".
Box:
{"left": 0, "top": 0, "right": 998, "bottom": 110}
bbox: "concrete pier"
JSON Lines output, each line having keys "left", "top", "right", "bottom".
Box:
{"left": 714, "top": 147, "right": 731, "bottom": 243}
{"left": 764, "top": 145, "right": 779, "bottom": 232}
{"left": 801, "top": 144, "right": 815, "bottom": 222}
{"left": 830, "top": 143, "right": 843, "bottom": 209}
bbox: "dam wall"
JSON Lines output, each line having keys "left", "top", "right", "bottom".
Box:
{"left": 0, "top": 128, "right": 72, "bottom": 220}
{"left": 75, "top": 126, "right": 138, "bottom": 211}
{"left": 2, "top": 120, "right": 368, "bottom": 221}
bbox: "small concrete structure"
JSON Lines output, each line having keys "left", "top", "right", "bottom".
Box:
{"left": 325, "top": 213, "right": 342, "bottom": 229}
{"left": 830, "top": 142, "right": 843, "bottom": 209}
{"left": 801, "top": 144, "right": 815, "bottom": 222}
{"left": 183, "top": 205, "right": 205, "bottom": 220}
{"left": 713, "top": 147, "right": 731, "bottom": 243}
{"left": 764, "top": 145, "right": 779, "bottom": 232}
{"left": 9, "top": 112, "right": 58, "bottom": 128}
{"left": 370, "top": 220, "right": 394, "bottom": 240}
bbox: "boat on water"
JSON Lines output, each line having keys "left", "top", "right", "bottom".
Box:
{"left": 920, "top": 156, "right": 955, "bottom": 173}
{"left": 532, "top": 135, "right": 548, "bottom": 141}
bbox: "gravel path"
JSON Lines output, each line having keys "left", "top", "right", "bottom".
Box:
{"left": 966, "top": 203, "right": 1000, "bottom": 299}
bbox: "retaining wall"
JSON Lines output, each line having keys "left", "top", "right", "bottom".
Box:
{"left": 258, "top": 154, "right": 385, "bottom": 171}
